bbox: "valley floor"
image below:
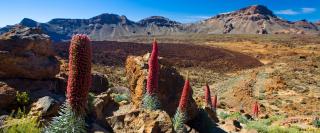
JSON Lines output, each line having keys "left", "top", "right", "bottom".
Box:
{"left": 83, "top": 34, "right": 320, "bottom": 132}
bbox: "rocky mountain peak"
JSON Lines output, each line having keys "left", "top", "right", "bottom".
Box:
{"left": 89, "top": 13, "right": 134, "bottom": 25}
{"left": 241, "top": 5, "right": 275, "bottom": 16}
{"left": 20, "top": 18, "right": 38, "bottom": 27}
{"left": 138, "top": 16, "right": 181, "bottom": 27}
{"left": 213, "top": 5, "right": 276, "bottom": 20}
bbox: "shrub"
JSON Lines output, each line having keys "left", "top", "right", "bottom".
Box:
{"left": 218, "top": 112, "right": 230, "bottom": 120}
{"left": 142, "top": 39, "right": 160, "bottom": 110}
{"left": 113, "top": 93, "right": 130, "bottom": 103}
{"left": 16, "top": 91, "right": 29, "bottom": 106}
{"left": 44, "top": 103, "right": 86, "bottom": 133}
{"left": 245, "top": 115, "right": 287, "bottom": 133}
{"left": 87, "top": 92, "right": 96, "bottom": 112}
{"left": 313, "top": 118, "right": 320, "bottom": 128}
{"left": 66, "top": 34, "right": 92, "bottom": 115}
{"left": 1, "top": 108, "right": 41, "bottom": 133}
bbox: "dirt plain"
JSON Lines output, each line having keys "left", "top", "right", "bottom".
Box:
{"left": 55, "top": 34, "right": 320, "bottom": 130}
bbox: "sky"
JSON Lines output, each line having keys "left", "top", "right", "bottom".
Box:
{"left": 0, "top": 0, "right": 320, "bottom": 27}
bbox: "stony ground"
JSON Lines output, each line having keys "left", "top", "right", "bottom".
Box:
{"left": 68, "top": 35, "right": 320, "bottom": 132}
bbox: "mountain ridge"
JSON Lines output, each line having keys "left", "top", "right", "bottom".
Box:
{"left": 0, "top": 5, "right": 319, "bottom": 41}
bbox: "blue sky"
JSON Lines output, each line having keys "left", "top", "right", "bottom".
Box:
{"left": 0, "top": 0, "right": 319, "bottom": 27}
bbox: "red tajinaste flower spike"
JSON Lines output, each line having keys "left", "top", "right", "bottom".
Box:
{"left": 67, "top": 34, "right": 92, "bottom": 115}
{"left": 146, "top": 38, "right": 159, "bottom": 94}
{"left": 211, "top": 95, "right": 218, "bottom": 109}
{"left": 204, "top": 83, "right": 212, "bottom": 108}
{"left": 178, "top": 76, "right": 191, "bottom": 111}
{"left": 253, "top": 101, "right": 259, "bottom": 118}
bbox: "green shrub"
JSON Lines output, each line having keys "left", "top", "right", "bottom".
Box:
{"left": 87, "top": 92, "right": 96, "bottom": 112}
{"left": 218, "top": 112, "right": 245, "bottom": 121}
{"left": 268, "top": 126, "right": 300, "bottom": 133}
{"left": 218, "top": 112, "right": 230, "bottom": 120}
{"left": 313, "top": 118, "right": 320, "bottom": 128}
{"left": 1, "top": 108, "right": 41, "bottom": 133}
{"left": 113, "top": 93, "right": 130, "bottom": 103}
{"left": 245, "top": 115, "right": 289, "bottom": 133}
{"left": 16, "top": 91, "right": 29, "bottom": 106}
{"left": 246, "top": 120, "right": 268, "bottom": 133}
{"left": 44, "top": 103, "right": 86, "bottom": 133}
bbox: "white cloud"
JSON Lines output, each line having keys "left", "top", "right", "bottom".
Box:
{"left": 275, "top": 8, "right": 316, "bottom": 15}
{"left": 275, "top": 9, "right": 299, "bottom": 15}
{"left": 301, "top": 8, "right": 316, "bottom": 13}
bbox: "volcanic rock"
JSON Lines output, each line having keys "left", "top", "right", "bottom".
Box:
{"left": 125, "top": 54, "right": 199, "bottom": 120}
{"left": 92, "top": 92, "right": 119, "bottom": 122}
{"left": 105, "top": 109, "right": 173, "bottom": 133}
{"left": 0, "top": 82, "right": 16, "bottom": 110}
{"left": 91, "top": 71, "right": 109, "bottom": 93}
{"left": 29, "top": 96, "right": 60, "bottom": 117}
{"left": 0, "top": 26, "right": 60, "bottom": 79}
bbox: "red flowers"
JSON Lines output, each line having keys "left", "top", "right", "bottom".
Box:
{"left": 178, "top": 77, "right": 191, "bottom": 111}
{"left": 67, "top": 34, "right": 92, "bottom": 115}
{"left": 146, "top": 39, "right": 159, "bottom": 94}
{"left": 253, "top": 101, "right": 259, "bottom": 118}
{"left": 204, "top": 83, "right": 212, "bottom": 108}
{"left": 211, "top": 95, "right": 218, "bottom": 110}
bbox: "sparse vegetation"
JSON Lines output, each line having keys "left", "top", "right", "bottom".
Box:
{"left": 44, "top": 103, "right": 86, "bottom": 133}
{"left": 113, "top": 93, "right": 130, "bottom": 103}
{"left": 16, "top": 91, "right": 29, "bottom": 106}
{"left": 1, "top": 108, "right": 41, "bottom": 133}
{"left": 245, "top": 115, "right": 287, "bottom": 133}
{"left": 313, "top": 118, "right": 320, "bottom": 128}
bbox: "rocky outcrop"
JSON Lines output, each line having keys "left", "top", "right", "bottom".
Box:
{"left": 29, "top": 96, "right": 60, "bottom": 117}
{"left": 0, "top": 26, "right": 60, "bottom": 79}
{"left": 125, "top": 54, "right": 199, "bottom": 120}
{"left": 91, "top": 71, "right": 109, "bottom": 93}
{"left": 92, "top": 92, "right": 119, "bottom": 122}
{"left": 54, "top": 71, "right": 110, "bottom": 94}
{"left": 138, "top": 16, "right": 182, "bottom": 27}
{"left": 0, "top": 82, "right": 16, "bottom": 110}
{"left": 105, "top": 109, "right": 173, "bottom": 133}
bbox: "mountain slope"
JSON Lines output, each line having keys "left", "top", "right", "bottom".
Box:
{"left": 187, "top": 5, "right": 319, "bottom": 34}
{"left": 0, "top": 5, "right": 319, "bottom": 41}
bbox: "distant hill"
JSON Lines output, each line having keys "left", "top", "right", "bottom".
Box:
{"left": 0, "top": 5, "right": 319, "bottom": 41}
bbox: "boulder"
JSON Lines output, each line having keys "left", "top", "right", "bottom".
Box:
{"left": 220, "top": 119, "right": 242, "bottom": 132}
{"left": 89, "top": 123, "right": 111, "bottom": 133}
{"left": 91, "top": 71, "right": 109, "bottom": 93}
{"left": 0, "top": 82, "right": 16, "bottom": 110}
{"left": 92, "top": 92, "right": 119, "bottom": 122}
{"left": 0, "top": 115, "right": 8, "bottom": 128}
{"left": 125, "top": 54, "right": 198, "bottom": 120}
{"left": 29, "top": 96, "right": 60, "bottom": 117}
{"left": 105, "top": 109, "right": 173, "bottom": 133}
{"left": 55, "top": 72, "right": 109, "bottom": 94}
{"left": 0, "top": 26, "right": 60, "bottom": 79}
{"left": 0, "top": 78, "right": 66, "bottom": 101}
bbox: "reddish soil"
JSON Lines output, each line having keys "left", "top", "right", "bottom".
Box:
{"left": 54, "top": 41, "right": 263, "bottom": 72}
